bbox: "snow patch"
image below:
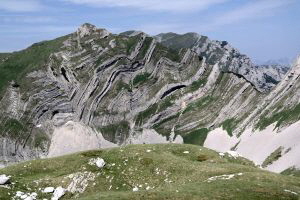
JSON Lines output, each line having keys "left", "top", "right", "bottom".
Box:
{"left": 204, "top": 121, "right": 300, "bottom": 172}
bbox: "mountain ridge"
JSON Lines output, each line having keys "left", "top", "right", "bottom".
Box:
{"left": 0, "top": 23, "right": 299, "bottom": 174}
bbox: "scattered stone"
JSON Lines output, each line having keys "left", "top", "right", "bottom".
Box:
{"left": 88, "top": 158, "right": 106, "bottom": 168}
{"left": 146, "top": 149, "right": 152, "bottom": 152}
{"left": 43, "top": 187, "right": 55, "bottom": 193}
{"left": 132, "top": 186, "right": 139, "bottom": 192}
{"left": 67, "top": 172, "right": 96, "bottom": 193}
{"left": 183, "top": 151, "right": 189, "bottom": 154}
{"left": 14, "top": 191, "right": 37, "bottom": 200}
{"left": 284, "top": 189, "right": 298, "bottom": 195}
{"left": 226, "top": 151, "right": 240, "bottom": 158}
{"left": 206, "top": 174, "right": 237, "bottom": 182}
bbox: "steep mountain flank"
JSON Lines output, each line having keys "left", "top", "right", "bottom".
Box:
{"left": 0, "top": 23, "right": 296, "bottom": 173}
{"left": 205, "top": 57, "right": 300, "bottom": 172}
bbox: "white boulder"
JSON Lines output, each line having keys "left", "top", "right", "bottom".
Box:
{"left": 51, "top": 186, "right": 66, "bottom": 200}
{"left": 43, "top": 187, "right": 55, "bottom": 193}
{"left": 89, "top": 157, "right": 106, "bottom": 168}
{"left": 0, "top": 174, "right": 10, "bottom": 185}
{"left": 132, "top": 186, "right": 139, "bottom": 192}
{"left": 96, "top": 158, "right": 106, "bottom": 168}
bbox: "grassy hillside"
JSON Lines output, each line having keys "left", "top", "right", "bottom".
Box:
{"left": 0, "top": 35, "right": 68, "bottom": 97}
{"left": 0, "top": 144, "right": 299, "bottom": 200}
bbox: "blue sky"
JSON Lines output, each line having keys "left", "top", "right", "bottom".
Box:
{"left": 0, "top": 0, "right": 299, "bottom": 63}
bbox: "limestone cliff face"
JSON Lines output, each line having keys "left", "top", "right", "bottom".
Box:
{"left": 0, "top": 23, "right": 295, "bottom": 168}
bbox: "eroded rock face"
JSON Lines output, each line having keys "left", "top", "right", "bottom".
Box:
{"left": 0, "top": 23, "right": 295, "bottom": 168}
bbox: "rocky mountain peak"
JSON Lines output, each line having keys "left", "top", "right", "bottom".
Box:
{"left": 77, "top": 23, "right": 110, "bottom": 38}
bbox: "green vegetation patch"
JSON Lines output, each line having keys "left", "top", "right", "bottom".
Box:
{"left": 183, "top": 128, "right": 209, "bottom": 146}
{"left": 33, "top": 131, "right": 49, "bottom": 149}
{"left": 126, "top": 35, "right": 140, "bottom": 54}
{"left": 256, "top": 103, "right": 300, "bottom": 131}
{"left": 99, "top": 121, "right": 130, "bottom": 143}
{"left": 136, "top": 37, "right": 153, "bottom": 60}
{"left": 152, "top": 43, "right": 181, "bottom": 63}
{"left": 157, "top": 96, "right": 175, "bottom": 113}
{"left": 0, "top": 35, "right": 68, "bottom": 96}
{"left": 183, "top": 96, "right": 215, "bottom": 114}
{"left": 281, "top": 167, "right": 300, "bottom": 177}
{"left": 159, "top": 33, "right": 199, "bottom": 50}
{"left": 133, "top": 72, "right": 151, "bottom": 86}
{"left": 188, "top": 77, "right": 207, "bottom": 92}
{"left": 135, "top": 103, "right": 158, "bottom": 126}
{"left": 262, "top": 147, "right": 283, "bottom": 168}
{"left": 220, "top": 118, "right": 239, "bottom": 137}
{"left": 0, "top": 118, "right": 28, "bottom": 139}
{"left": 153, "top": 113, "right": 180, "bottom": 137}
{"left": 116, "top": 81, "right": 132, "bottom": 92}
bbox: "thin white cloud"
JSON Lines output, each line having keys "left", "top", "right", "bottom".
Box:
{"left": 65, "top": 0, "right": 228, "bottom": 12}
{"left": 200, "top": 0, "right": 295, "bottom": 31}
{"left": 0, "top": 0, "right": 43, "bottom": 12}
{"left": 0, "top": 16, "right": 55, "bottom": 23}
{"left": 135, "top": 23, "right": 188, "bottom": 35}
{"left": 0, "top": 25, "right": 75, "bottom": 34}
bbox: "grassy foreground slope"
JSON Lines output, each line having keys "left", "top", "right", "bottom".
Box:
{"left": 0, "top": 144, "right": 299, "bottom": 200}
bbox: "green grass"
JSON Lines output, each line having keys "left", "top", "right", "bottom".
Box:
{"left": 183, "top": 96, "right": 215, "bottom": 114}
{"left": 135, "top": 103, "right": 158, "bottom": 126}
{"left": 0, "top": 35, "right": 68, "bottom": 97}
{"left": 188, "top": 78, "right": 207, "bottom": 92}
{"left": 157, "top": 97, "right": 174, "bottom": 113}
{"left": 158, "top": 32, "right": 199, "bottom": 50}
{"left": 0, "top": 144, "right": 299, "bottom": 200}
{"left": 126, "top": 36, "right": 140, "bottom": 54}
{"left": 133, "top": 72, "right": 151, "bottom": 86}
{"left": 256, "top": 103, "right": 300, "bottom": 130}
{"left": 98, "top": 121, "right": 130, "bottom": 143}
{"left": 0, "top": 118, "right": 28, "bottom": 139}
{"left": 220, "top": 118, "right": 239, "bottom": 137}
{"left": 153, "top": 113, "right": 180, "bottom": 137}
{"left": 183, "top": 128, "right": 209, "bottom": 146}
{"left": 116, "top": 81, "right": 132, "bottom": 92}
{"left": 152, "top": 43, "right": 181, "bottom": 63}
{"left": 281, "top": 167, "right": 300, "bottom": 177}
{"left": 136, "top": 37, "right": 153, "bottom": 60}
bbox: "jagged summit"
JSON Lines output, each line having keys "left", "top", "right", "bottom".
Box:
{"left": 77, "top": 23, "right": 110, "bottom": 38}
